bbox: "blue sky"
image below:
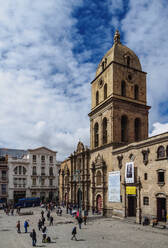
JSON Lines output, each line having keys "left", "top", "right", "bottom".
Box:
{"left": 0, "top": 0, "right": 168, "bottom": 160}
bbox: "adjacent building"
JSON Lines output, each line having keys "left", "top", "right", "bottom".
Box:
{"left": 0, "top": 156, "right": 8, "bottom": 203}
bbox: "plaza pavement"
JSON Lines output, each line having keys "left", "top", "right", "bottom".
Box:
{"left": 0, "top": 207, "right": 168, "bottom": 248}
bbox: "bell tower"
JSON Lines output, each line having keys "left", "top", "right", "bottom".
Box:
{"left": 88, "top": 30, "right": 150, "bottom": 150}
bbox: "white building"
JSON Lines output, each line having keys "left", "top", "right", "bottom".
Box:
{"left": 6, "top": 147, "right": 59, "bottom": 204}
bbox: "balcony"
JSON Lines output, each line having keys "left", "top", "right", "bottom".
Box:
{"left": 32, "top": 172, "right": 37, "bottom": 176}
{"left": 13, "top": 184, "right": 26, "bottom": 188}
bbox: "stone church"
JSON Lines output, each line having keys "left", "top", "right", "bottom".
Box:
{"left": 60, "top": 30, "right": 168, "bottom": 223}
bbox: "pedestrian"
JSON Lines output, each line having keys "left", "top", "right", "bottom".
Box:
{"left": 38, "top": 219, "right": 42, "bottom": 231}
{"left": 71, "top": 226, "right": 77, "bottom": 241}
{"left": 49, "top": 216, "right": 53, "bottom": 226}
{"left": 47, "top": 210, "right": 50, "bottom": 220}
{"left": 11, "top": 208, "right": 14, "bottom": 216}
{"left": 41, "top": 210, "right": 44, "bottom": 218}
{"left": 41, "top": 216, "right": 45, "bottom": 226}
{"left": 16, "top": 220, "right": 21, "bottom": 233}
{"left": 30, "top": 229, "right": 37, "bottom": 247}
{"left": 83, "top": 215, "right": 87, "bottom": 225}
{"left": 42, "top": 226, "right": 47, "bottom": 243}
{"left": 24, "top": 220, "right": 29, "bottom": 233}
{"left": 78, "top": 216, "right": 83, "bottom": 229}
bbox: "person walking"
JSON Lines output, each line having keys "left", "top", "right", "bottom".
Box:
{"left": 49, "top": 216, "right": 53, "bottom": 226}
{"left": 38, "top": 219, "right": 42, "bottom": 231}
{"left": 41, "top": 216, "right": 45, "bottom": 226}
{"left": 47, "top": 210, "right": 50, "bottom": 221}
{"left": 41, "top": 210, "right": 44, "bottom": 218}
{"left": 30, "top": 229, "right": 37, "bottom": 247}
{"left": 16, "top": 220, "right": 21, "bottom": 233}
{"left": 42, "top": 226, "right": 47, "bottom": 243}
{"left": 71, "top": 226, "right": 77, "bottom": 241}
{"left": 24, "top": 220, "right": 29, "bottom": 233}
{"left": 78, "top": 216, "right": 83, "bottom": 229}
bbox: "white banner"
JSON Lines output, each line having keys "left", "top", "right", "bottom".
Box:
{"left": 108, "top": 171, "right": 120, "bottom": 202}
{"left": 125, "top": 162, "right": 134, "bottom": 183}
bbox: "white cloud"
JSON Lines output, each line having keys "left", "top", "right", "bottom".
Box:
{"left": 0, "top": 0, "right": 94, "bottom": 160}
{"left": 150, "top": 122, "right": 168, "bottom": 137}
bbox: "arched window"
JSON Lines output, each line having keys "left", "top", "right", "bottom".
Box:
{"left": 65, "top": 176, "right": 68, "bottom": 186}
{"left": 94, "top": 123, "right": 99, "bottom": 147}
{"left": 23, "top": 167, "right": 27, "bottom": 175}
{"left": 102, "top": 61, "right": 105, "bottom": 70}
{"left": 166, "top": 146, "right": 168, "bottom": 157}
{"left": 104, "top": 84, "right": 107, "bottom": 100}
{"left": 127, "top": 56, "right": 130, "bottom": 66}
{"left": 121, "top": 115, "right": 128, "bottom": 142}
{"left": 134, "top": 118, "right": 141, "bottom": 141}
{"left": 41, "top": 155, "right": 45, "bottom": 163}
{"left": 96, "top": 171, "right": 101, "bottom": 185}
{"left": 157, "top": 146, "right": 165, "bottom": 159}
{"left": 49, "top": 167, "right": 53, "bottom": 176}
{"left": 121, "top": 80, "right": 126, "bottom": 97}
{"left": 102, "top": 117, "right": 107, "bottom": 144}
{"left": 96, "top": 91, "right": 99, "bottom": 105}
{"left": 134, "top": 85, "right": 139, "bottom": 100}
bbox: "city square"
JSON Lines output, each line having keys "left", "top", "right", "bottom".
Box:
{"left": 0, "top": 207, "right": 168, "bottom": 248}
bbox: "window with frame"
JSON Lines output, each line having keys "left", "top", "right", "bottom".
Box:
{"left": 134, "top": 85, "right": 139, "bottom": 100}
{"left": 144, "top": 173, "right": 148, "bottom": 180}
{"left": 104, "top": 84, "right": 107, "bottom": 100}
{"left": 33, "top": 155, "right": 36, "bottom": 163}
{"left": 14, "top": 167, "right": 18, "bottom": 175}
{"left": 49, "top": 167, "right": 53, "bottom": 176}
{"left": 121, "top": 115, "right": 128, "bottom": 142}
{"left": 49, "top": 179, "right": 53, "bottom": 186}
{"left": 41, "top": 155, "right": 45, "bottom": 163}
{"left": 19, "top": 166, "right": 22, "bottom": 175}
{"left": 1, "top": 184, "right": 6, "bottom": 194}
{"left": 134, "top": 118, "right": 141, "bottom": 141}
{"left": 102, "top": 117, "right": 107, "bottom": 144}
{"left": 96, "top": 171, "right": 101, "bottom": 185}
{"left": 23, "top": 167, "right": 26, "bottom": 175}
{"left": 94, "top": 122, "right": 99, "bottom": 147}
{"left": 158, "top": 171, "right": 165, "bottom": 184}
{"left": 41, "top": 179, "right": 45, "bottom": 186}
{"left": 41, "top": 167, "right": 45, "bottom": 176}
{"left": 121, "top": 80, "right": 126, "bottom": 97}
{"left": 32, "top": 166, "right": 37, "bottom": 175}
{"left": 2, "top": 171, "right": 7, "bottom": 180}
{"left": 49, "top": 156, "right": 53, "bottom": 163}
{"left": 143, "top": 196, "right": 149, "bottom": 205}
{"left": 32, "top": 178, "right": 36, "bottom": 186}
{"left": 157, "top": 146, "right": 165, "bottom": 159}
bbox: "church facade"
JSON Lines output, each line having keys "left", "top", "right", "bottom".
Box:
{"left": 60, "top": 30, "right": 168, "bottom": 223}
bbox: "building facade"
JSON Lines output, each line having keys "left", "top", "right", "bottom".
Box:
{"left": 60, "top": 30, "right": 168, "bottom": 223}
{"left": 0, "top": 156, "right": 8, "bottom": 203}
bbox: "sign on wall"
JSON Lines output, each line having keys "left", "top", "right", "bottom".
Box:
{"left": 126, "top": 186, "right": 136, "bottom": 195}
{"left": 108, "top": 171, "right": 120, "bottom": 202}
{"left": 125, "top": 162, "right": 134, "bottom": 183}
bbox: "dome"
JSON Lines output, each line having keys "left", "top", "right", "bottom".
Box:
{"left": 96, "top": 30, "right": 142, "bottom": 77}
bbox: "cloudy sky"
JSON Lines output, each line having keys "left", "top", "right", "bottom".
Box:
{"left": 0, "top": 0, "right": 167, "bottom": 160}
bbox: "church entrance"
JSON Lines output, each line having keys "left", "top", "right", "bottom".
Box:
{"left": 128, "top": 196, "right": 136, "bottom": 217}
{"left": 157, "top": 198, "right": 166, "bottom": 221}
{"left": 96, "top": 194, "right": 102, "bottom": 213}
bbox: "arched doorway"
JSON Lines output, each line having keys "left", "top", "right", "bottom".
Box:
{"left": 77, "top": 189, "right": 82, "bottom": 209}
{"left": 96, "top": 194, "right": 102, "bottom": 213}
{"left": 157, "top": 197, "right": 166, "bottom": 221}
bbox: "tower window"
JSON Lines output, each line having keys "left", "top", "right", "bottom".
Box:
{"left": 102, "top": 61, "right": 105, "bottom": 70}
{"left": 121, "top": 80, "right": 126, "bottom": 97}
{"left": 135, "top": 118, "right": 141, "bottom": 141}
{"left": 134, "top": 85, "right": 139, "bottom": 100}
{"left": 94, "top": 122, "right": 99, "bottom": 147}
{"left": 144, "top": 173, "right": 148, "bottom": 180}
{"left": 121, "top": 115, "right": 128, "bottom": 142}
{"left": 96, "top": 91, "right": 99, "bottom": 105}
{"left": 102, "top": 117, "right": 107, "bottom": 144}
{"left": 158, "top": 171, "right": 164, "bottom": 184}
{"left": 127, "top": 56, "right": 130, "bottom": 66}
{"left": 104, "top": 84, "right": 107, "bottom": 100}
{"left": 143, "top": 197, "right": 149, "bottom": 205}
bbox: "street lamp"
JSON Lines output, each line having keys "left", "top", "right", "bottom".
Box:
{"left": 73, "top": 169, "right": 82, "bottom": 217}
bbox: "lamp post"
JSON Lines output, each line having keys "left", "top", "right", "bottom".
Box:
{"left": 74, "top": 169, "right": 82, "bottom": 217}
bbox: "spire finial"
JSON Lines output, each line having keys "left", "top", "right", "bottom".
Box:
{"left": 114, "top": 30, "right": 121, "bottom": 44}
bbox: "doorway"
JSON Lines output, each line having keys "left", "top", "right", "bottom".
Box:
{"left": 96, "top": 194, "right": 102, "bottom": 213}
{"left": 128, "top": 196, "right": 136, "bottom": 216}
{"left": 157, "top": 198, "right": 166, "bottom": 221}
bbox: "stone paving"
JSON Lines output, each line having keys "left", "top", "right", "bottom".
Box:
{"left": 0, "top": 207, "right": 168, "bottom": 248}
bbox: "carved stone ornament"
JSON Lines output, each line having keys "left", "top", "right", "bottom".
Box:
{"left": 117, "top": 155, "right": 123, "bottom": 169}
{"left": 142, "top": 148, "right": 150, "bottom": 165}
{"left": 98, "top": 78, "right": 104, "bottom": 89}
{"left": 114, "top": 30, "right": 121, "bottom": 44}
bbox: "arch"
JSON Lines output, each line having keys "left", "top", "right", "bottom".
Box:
{"left": 102, "top": 117, "right": 107, "bottom": 144}
{"left": 104, "top": 83, "right": 107, "bottom": 100}
{"left": 96, "top": 91, "right": 99, "bottom": 105}
{"left": 157, "top": 146, "right": 165, "bottom": 159}
{"left": 134, "top": 118, "right": 141, "bottom": 141}
{"left": 96, "top": 194, "right": 102, "bottom": 213}
{"left": 49, "top": 167, "right": 53, "bottom": 176}
{"left": 121, "top": 80, "right": 126, "bottom": 97}
{"left": 94, "top": 122, "right": 99, "bottom": 147}
{"left": 127, "top": 56, "right": 130, "bottom": 66}
{"left": 96, "top": 171, "right": 102, "bottom": 185}
{"left": 13, "top": 166, "right": 27, "bottom": 175}
{"left": 166, "top": 146, "right": 168, "bottom": 157}
{"left": 134, "top": 85, "right": 139, "bottom": 100}
{"left": 121, "top": 115, "right": 128, "bottom": 142}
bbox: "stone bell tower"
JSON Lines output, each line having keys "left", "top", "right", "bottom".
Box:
{"left": 88, "top": 30, "right": 150, "bottom": 151}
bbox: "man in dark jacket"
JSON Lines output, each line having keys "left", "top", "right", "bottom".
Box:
{"left": 30, "top": 229, "right": 37, "bottom": 246}
{"left": 71, "top": 226, "right": 77, "bottom": 241}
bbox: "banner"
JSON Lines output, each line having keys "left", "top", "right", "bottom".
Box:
{"left": 126, "top": 186, "right": 136, "bottom": 195}
{"left": 125, "top": 162, "right": 134, "bottom": 183}
{"left": 108, "top": 171, "right": 120, "bottom": 202}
